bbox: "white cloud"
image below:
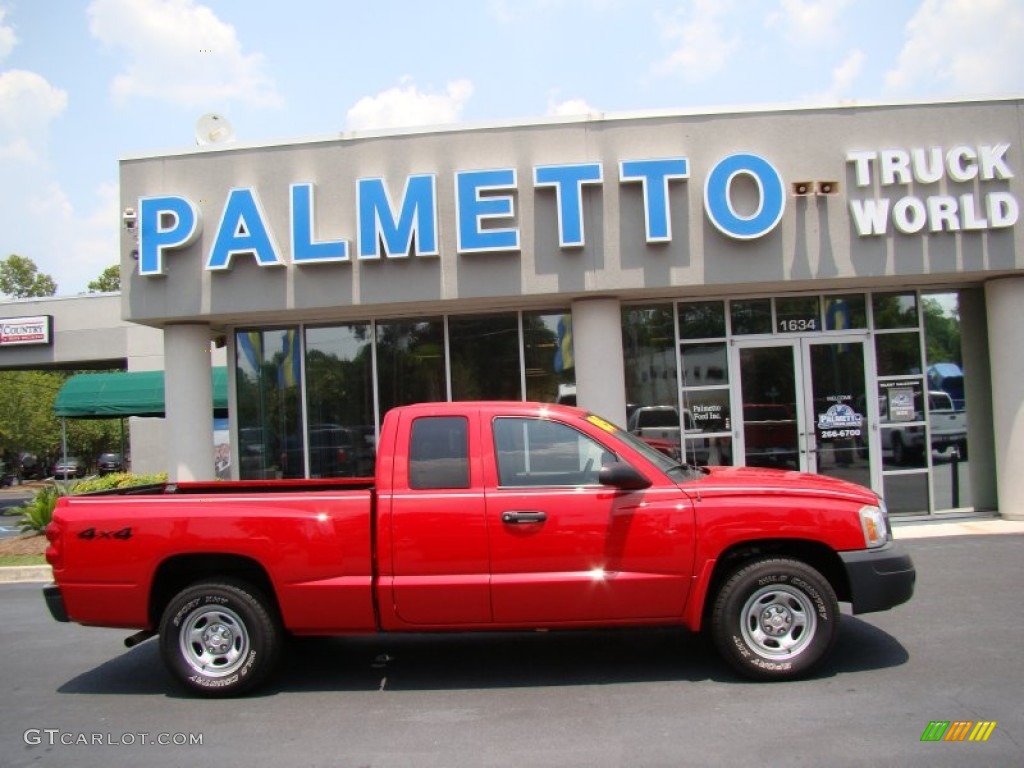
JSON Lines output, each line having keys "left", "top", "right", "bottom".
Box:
{"left": 87, "top": 0, "right": 281, "bottom": 108}
{"left": 807, "top": 48, "right": 865, "bottom": 103}
{"left": 766, "top": 0, "right": 851, "bottom": 45}
{"left": 24, "top": 181, "right": 119, "bottom": 294}
{"left": 0, "top": 7, "right": 16, "bottom": 62}
{"left": 345, "top": 78, "right": 474, "bottom": 131}
{"left": 546, "top": 96, "right": 598, "bottom": 117}
{"left": 885, "top": 0, "right": 1024, "bottom": 95}
{"left": 653, "top": 0, "right": 740, "bottom": 82}
{"left": 0, "top": 69, "right": 68, "bottom": 163}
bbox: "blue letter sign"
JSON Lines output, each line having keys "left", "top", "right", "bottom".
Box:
{"left": 533, "top": 163, "right": 603, "bottom": 247}
{"left": 138, "top": 196, "right": 201, "bottom": 276}
{"left": 619, "top": 158, "right": 690, "bottom": 242}
{"left": 455, "top": 168, "right": 520, "bottom": 253}
{"left": 357, "top": 175, "right": 438, "bottom": 259}
{"left": 291, "top": 183, "right": 349, "bottom": 264}
{"left": 704, "top": 153, "right": 785, "bottom": 240}
{"left": 208, "top": 188, "right": 284, "bottom": 271}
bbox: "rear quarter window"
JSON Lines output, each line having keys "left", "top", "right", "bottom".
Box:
{"left": 409, "top": 416, "right": 470, "bottom": 489}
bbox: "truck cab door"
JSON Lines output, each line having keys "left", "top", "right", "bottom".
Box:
{"left": 484, "top": 415, "right": 694, "bottom": 625}
{"left": 380, "top": 412, "right": 492, "bottom": 627}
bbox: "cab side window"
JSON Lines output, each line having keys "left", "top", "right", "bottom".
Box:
{"left": 409, "top": 416, "right": 470, "bottom": 489}
{"left": 493, "top": 417, "right": 615, "bottom": 487}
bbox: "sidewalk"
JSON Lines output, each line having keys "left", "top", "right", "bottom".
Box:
{"left": 2, "top": 517, "right": 1021, "bottom": 585}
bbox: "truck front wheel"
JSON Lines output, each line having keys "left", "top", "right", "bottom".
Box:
{"left": 158, "top": 580, "right": 282, "bottom": 697}
{"left": 710, "top": 558, "right": 839, "bottom": 681}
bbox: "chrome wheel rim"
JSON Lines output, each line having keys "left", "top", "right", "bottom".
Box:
{"left": 179, "top": 605, "right": 250, "bottom": 678}
{"left": 740, "top": 584, "right": 817, "bottom": 659}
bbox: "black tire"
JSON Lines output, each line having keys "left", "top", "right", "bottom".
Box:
{"left": 710, "top": 558, "right": 839, "bottom": 681}
{"left": 159, "top": 580, "right": 282, "bottom": 697}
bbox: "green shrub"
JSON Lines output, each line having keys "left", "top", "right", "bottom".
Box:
{"left": 15, "top": 484, "right": 64, "bottom": 534}
{"left": 11, "top": 472, "right": 168, "bottom": 533}
{"left": 72, "top": 472, "right": 167, "bottom": 494}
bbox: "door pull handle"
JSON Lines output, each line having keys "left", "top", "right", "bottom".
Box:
{"left": 502, "top": 510, "right": 548, "bottom": 524}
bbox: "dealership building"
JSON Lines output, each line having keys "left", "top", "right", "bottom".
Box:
{"left": 3, "top": 96, "right": 1023, "bottom": 518}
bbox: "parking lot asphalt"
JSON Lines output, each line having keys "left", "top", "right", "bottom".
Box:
{"left": 3, "top": 533, "right": 1023, "bottom": 767}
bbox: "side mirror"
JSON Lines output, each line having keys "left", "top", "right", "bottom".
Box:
{"left": 599, "top": 462, "right": 651, "bottom": 491}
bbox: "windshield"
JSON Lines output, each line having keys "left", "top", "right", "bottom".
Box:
{"left": 583, "top": 412, "right": 706, "bottom": 482}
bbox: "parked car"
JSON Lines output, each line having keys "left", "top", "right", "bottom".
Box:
{"left": 53, "top": 456, "right": 87, "bottom": 479}
{"left": 18, "top": 452, "right": 42, "bottom": 480}
{"left": 97, "top": 452, "right": 126, "bottom": 475}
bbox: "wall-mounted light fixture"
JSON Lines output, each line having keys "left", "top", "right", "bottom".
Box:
{"left": 792, "top": 181, "right": 814, "bottom": 196}
{"left": 816, "top": 181, "right": 839, "bottom": 195}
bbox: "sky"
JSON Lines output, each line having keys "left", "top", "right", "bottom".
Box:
{"left": 1, "top": 0, "right": 1023, "bottom": 295}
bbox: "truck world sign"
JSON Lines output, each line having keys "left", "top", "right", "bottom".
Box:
{"left": 135, "top": 143, "right": 1018, "bottom": 277}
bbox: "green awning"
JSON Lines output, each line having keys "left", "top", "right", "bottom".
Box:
{"left": 54, "top": 368, "right": 228, "bottom": 418}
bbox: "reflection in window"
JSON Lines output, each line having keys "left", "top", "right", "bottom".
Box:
{"left": 824, "top": 294, "right": 867, "bottom": 330}
{"left": 872, "top": 292, "right": 919, "bottom": 329}
{"left": 678, "top": 301, "right": 725, "bottom": 340}
{"left": 523, "top": 311, "right": 575, "bottom": 404}
{"left": 680, "top": 342, "right": 728, "bottom": 386}
{"left": 235, "top": 328, "right": 303, "bottom": 480}
{"left": 449, "top": 314, "right": 521, "bottom": 401}
{"left": 681, "top": 389, "right": 731, "bottom": 433}
{"left": 304, "top": 324, "right": 375, "bottom": 478}
{"left": 730, "top": 299, "right": 773, "bottom": 335}
{"left": 776, "top": 296, "right": 820, "bottom": 333}
{"left": 875, "top": 333, "right": 922, "bottom": 377}
{"left": 375, "top": 319, "right": 446, "bottom": 421}
{"left": 493, "top": 417, "right": 613, "bottom": 487}
{"left": 409, "top": 416, "right": 469, "bottom": 489}
{"left": 622, "top": 305, "right": 677, "bottom": 409}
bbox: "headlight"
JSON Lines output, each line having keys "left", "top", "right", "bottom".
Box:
{"left": 859, "top": 502, "right": 890, "bottom": 548}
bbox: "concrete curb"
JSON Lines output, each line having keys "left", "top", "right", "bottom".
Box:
{"left": 2, "top": 519, "right": 1021, "bottom": 584}
{"left": 0, "top": 565, "right": 52, "bottom": 583}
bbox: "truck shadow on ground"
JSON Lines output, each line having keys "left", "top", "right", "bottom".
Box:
{"left": 57, "top": 615, "right": 907, "bottom": 696}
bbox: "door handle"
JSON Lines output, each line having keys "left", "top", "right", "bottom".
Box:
{"left": 502, "top": 510, "right": 548, "bottom": 524}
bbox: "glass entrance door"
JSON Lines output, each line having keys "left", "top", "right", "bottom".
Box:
{"left": 735, "top": 336, "right": 875, "bottom": 490}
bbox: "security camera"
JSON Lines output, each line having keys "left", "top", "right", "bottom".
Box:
{"left": 123, "top": 207, "right": 138, "bottom": 230}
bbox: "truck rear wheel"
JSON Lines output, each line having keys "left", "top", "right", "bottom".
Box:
{"left": 159, "top": 580, "right": 282, "bottom": 697}
{"left": 710, "top": 558, "right": 838, "bottom": 681}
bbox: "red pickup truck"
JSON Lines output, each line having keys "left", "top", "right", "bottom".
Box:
{"left": 44, "top": 401, "right": 915, "bottom": 696}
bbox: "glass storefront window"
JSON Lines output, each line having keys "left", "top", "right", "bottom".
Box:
{"left": 622, "top": 305, "right": 677, "bottom": 409}
{"left": 449, "top": 314, "right": 521, "bottom": 401}
{"left": 304, "top": 324, "right": 375, "bottom": 478}
{"left": 884, "top": 472, "right": 930, "bottom": 515}
{"left": 875, "top": 332, "right": 922, "bottom": 377}
{"left": 523, "top": 311, "right": 575, "bottom": 404}
{"left": 235, "top": 328, "right": 303, "bottom": 480}
{"left": 681, "top": 388, "right": 731, "bottom": 433}
{"left": 872, "top": 292, "right": 919, "bottom": 329}
{"left": 730, "top": 299, "right": 772, "bottom": 335}
{"left": 678, "top": 301, "right": 725, "bottom": 340}
{"left": 680, "top": 342, "right": 728, "bottom": 386}
{"left": 775, "top": 296, "right": 820, "bottom": 333}
{"left": 824, "top": 294, "right": 867, "bottom": 330}
{"left": 375, "top": 318, "right": 446, "bottom": 420}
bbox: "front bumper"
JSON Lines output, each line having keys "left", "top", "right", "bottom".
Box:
{"left": 839, "top": 541, "right": 916, "bottom": 614}
{"left": 43, "top": 584, "right": 69, "bottom": 623}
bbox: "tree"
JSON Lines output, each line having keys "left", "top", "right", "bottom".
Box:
{"left": 88, "top": 265, "right": 120, "bottom": 293}
{"left": 0, "top": 254, "right": 58, "bottom": 298}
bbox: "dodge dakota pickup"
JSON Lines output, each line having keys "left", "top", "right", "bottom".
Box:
{"left": 43, "top": 401, "right": 915, "bottom": 697}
